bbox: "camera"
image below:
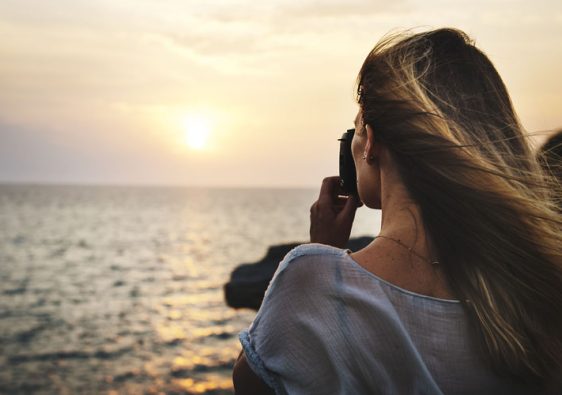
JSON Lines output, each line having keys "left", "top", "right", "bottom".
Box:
{"left": 338, "top": 128, "right": 357, "bottom": 196}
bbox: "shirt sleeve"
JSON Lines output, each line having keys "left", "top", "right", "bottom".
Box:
{"left": 239, "top": 244, "right": 350, "bottom": 395}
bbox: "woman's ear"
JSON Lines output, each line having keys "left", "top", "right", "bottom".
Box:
{"left": 364, "top": 124, "right": 379, "bottom": 160}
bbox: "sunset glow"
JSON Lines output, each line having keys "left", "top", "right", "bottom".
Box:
{"left": 0, "top": 1, "right": 560, "bottom": 187}
{"left": 183, "top": 115, "right": 211, "bottom": 150}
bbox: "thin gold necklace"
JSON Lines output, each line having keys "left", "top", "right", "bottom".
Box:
{"left": 375, "top": 235, "right": 440, "bottom": 266}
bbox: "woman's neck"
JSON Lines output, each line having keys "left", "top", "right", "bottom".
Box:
{"left": 377, "top": 156, "right": 435, "bottom": 259}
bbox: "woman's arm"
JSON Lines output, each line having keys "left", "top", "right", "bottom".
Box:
{"left": 233, "top": 351, "right": 275, "bottom": 395}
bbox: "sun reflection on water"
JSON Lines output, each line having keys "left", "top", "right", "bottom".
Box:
{"left": 167, "top": 310, "right": 183, "bottom": 320}
{"left": 157, "top": 324, "right": 188, "bottom": 343}
{"left": 173, "top": 376, "right": 233, "bottom": 394}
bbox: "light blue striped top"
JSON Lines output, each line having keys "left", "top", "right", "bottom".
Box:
{"left": 239, "top": 243, "right": 531, "bottom": 395}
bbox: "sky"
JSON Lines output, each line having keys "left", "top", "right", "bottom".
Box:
{"left": 1, "top": 0, "right": 561, "bottom": 187}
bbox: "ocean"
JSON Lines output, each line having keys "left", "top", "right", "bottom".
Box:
{"left": 0, "top": 184, "right": 380, "bottom": 394}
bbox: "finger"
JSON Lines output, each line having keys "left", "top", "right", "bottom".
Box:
{"left": 318, "top": 176, "right": 341, "bottom": 204}
{"left": 334, "top": 196, "right": 348, "bottom": 208}
{"left": 310, "top": 202, "right": 318, "bottom": 219}
{"left": 341, "top": 194, "right": 360, "bottom": 218}
{"left": 310, "top": 201, "right": 317, "bottom": 213}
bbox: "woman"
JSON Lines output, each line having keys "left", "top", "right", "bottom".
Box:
{"left": 233, "top": 28, "right": 562, "bottom": 394}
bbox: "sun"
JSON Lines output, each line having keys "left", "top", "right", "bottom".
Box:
{"left": 183, "top": 114, "right": 211, "bottom": 150}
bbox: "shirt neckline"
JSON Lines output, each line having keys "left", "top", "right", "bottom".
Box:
{"left": 342, "top": 249, "right": 461, "bottom": 304}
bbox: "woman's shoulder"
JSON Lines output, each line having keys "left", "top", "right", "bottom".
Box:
{"left": 272, "top": 243, "right": 349, "bottom": 282}
{"left": 284, "top": 242, "right": 348, "bottom": 261}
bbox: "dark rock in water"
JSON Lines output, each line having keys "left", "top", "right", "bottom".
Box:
{"left": 224, "top": 237, "right": 373, "bottom": 310}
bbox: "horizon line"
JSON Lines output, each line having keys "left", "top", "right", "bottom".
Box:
{"left": 0, "top": 180, "right": 319, "bottom": 190}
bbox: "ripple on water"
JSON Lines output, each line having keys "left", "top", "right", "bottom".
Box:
{"left": 0, "top": 314, "right": 54, "bottom": 342}
{"left": 8, "top": 345, "right": 134, "bottom": 364}
{"left": 0, "top": 185, "right": 354, "bottom": 394}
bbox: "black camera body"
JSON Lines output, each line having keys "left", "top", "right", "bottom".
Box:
{"left": 338, "top": 128, "right": 357, "bottom": 196}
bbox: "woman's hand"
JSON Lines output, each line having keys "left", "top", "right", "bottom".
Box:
{"left": 310, "top": 176, "right": 362, "bottom": 248}
{"left": 233, "top": 351, "right": 275, "bottom": 395}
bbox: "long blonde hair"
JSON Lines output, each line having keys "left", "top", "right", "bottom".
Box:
{"left": 357, "top": 28, "right": 562, "bottom": 386}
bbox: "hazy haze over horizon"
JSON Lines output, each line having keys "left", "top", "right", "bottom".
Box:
{"left": 1, "top": 0, "right": 561, "bottom": 187}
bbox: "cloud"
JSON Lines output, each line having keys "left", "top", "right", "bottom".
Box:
{"left": 276, "top": 0, "right": 408, "bottom": 19}
{"left": 202, "top": 0, "right": 407, "bottom": 21}
{"left": 140, "top": 0, "right": 408, "bottom": 76}
{"left": 0, "top": 0, "right": 408, "bottom": 77}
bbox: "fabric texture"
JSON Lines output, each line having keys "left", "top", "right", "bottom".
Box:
{"left": 239, "top": 243, "right": 530, "bottom": 395}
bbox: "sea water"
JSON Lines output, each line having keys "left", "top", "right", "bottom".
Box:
{"left": 0, "top": 184, "right": 380, "bottom": 394}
